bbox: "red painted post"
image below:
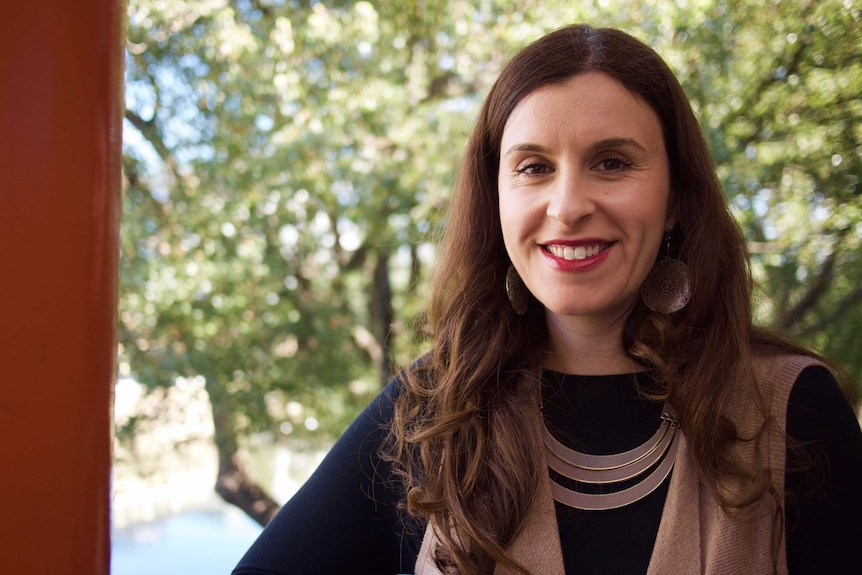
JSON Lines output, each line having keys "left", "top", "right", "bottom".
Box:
{"left": 0, "top": 1, "right": 124, "bottom": 573}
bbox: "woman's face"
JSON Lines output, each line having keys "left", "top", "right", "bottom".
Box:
{"left": 498, "top": 72, "right": 672, "bottom": 330}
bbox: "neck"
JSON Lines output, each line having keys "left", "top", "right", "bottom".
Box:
{"left": 541, "top": 311, "right": 641, "bottom": 375}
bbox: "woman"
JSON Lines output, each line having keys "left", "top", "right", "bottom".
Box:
{"left": 233, "top": 24, "right": 862, "bottom": 575}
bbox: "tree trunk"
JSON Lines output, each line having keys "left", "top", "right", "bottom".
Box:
{"left": 370, "top": 249, "right": 395, "bottom": 386}
{"left": 207, "top": 381, "right": 281, "bottom": 527}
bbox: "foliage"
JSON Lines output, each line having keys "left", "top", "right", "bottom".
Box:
{"left": 120, "top": 0, "right": 861, "bottom": 516}
{"left": 687, "top": 0, "right": 862, "bottom": 393}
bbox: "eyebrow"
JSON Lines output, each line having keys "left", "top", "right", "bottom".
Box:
{"left": 502, "top": 137, "right": 649, "bottom": 159}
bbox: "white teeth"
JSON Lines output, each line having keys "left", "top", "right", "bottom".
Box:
{"left": 548, "top": 244, "right": 605, "bottom": 260}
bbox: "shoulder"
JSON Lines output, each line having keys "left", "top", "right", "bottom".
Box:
{"left": 723, "top": 354, "right": 826, "bottom": 428}
{"left": 360, "top": 356, "right": 432, "bottom": 431}
{"left": 749, "top": 354, "right": 829, "bottom": 413}
{"left": 718, "top": 353, "right": 849, "bottom": 447}
{"left": 787, "top": 364, "right": 860, "bottom": 443}
{"left": 751, "top": 356, "right": 861, "bottom": 452}
{"left": 751, "top": 353, "right": 827, "bottom": 384}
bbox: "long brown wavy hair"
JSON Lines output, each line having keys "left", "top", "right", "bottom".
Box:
{"left": 383, "top": 23, "right": 825, "bottom": 574}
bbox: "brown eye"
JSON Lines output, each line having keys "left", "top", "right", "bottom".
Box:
{"left": 515, "top": 162, "right": 551, "bottom": 175}
{"left": 595, "top": 156, "right": 633, "bottom": 171}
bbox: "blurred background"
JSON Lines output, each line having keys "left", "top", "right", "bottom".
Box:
{"left": 115, "top": 0, "right": 861, "bottom": 573}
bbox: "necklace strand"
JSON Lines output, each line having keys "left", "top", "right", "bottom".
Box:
{"left": 544, "top": 403, "right": 681, "bottom": 510}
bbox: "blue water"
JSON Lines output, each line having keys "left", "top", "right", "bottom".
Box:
{"left": 111, "top": 502, "right": 263, "bottom": 575}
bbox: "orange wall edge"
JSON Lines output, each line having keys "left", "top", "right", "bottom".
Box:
{"left": 0, "top": 1, "right": 124, "bottom": 573}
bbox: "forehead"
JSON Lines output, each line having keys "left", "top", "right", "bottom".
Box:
{"left": 501, "top": 72, "right": 664, "bottom": 149}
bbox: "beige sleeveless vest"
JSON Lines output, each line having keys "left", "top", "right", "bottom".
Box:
{"left": 415, "top": 355, "right": 822, "bottom": 575}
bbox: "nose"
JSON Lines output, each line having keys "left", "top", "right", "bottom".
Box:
{"left": 546, "top": 169, "right": 595, "bottom": 227}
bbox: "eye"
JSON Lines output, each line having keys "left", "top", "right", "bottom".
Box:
{"left": 594, "top": 155, "right": 633, "bottom": 172}
{"left": 514, "top": 161, "right": 553, "bottom": 176}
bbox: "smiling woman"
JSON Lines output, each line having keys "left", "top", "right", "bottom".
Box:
{"left": 232, "top": 23, "right": 862, "bottom": 575}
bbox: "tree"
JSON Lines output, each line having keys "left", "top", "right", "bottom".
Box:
{"left": 677, "top": 0, "right": 862, "bottom": 399}
{"left": 121, "top": 0, "right": 542, "bottom": 524}
{"left": 119, "top": 0, "right": 861, "bottom": 525}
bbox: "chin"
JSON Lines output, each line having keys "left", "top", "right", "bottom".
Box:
{"left": 540, "top": 298, "right": 637, "bottom": 325}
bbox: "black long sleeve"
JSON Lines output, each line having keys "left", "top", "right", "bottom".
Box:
{"left": 231, "top": 380, "right": 421, "bottom": 575}
{"left": 785, "top": 365, "right": 862, "bottom": 574}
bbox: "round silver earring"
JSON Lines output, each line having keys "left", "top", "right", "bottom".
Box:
{"left": 640, "top": 232, "right": 691, "bottom": 314}
{"left": 506, "top": 265, "right": 529, "bottom": 315}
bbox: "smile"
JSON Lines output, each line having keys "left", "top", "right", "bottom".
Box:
{"left": 545, "top": 243, "right": 611, "bottom": 261}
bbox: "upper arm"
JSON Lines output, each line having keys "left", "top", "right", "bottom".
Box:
{"left": 785, "top": 365, "right": 862, "bottom": 573}
{"left": 231, "top": 379, "right": 420, "bottom": 575}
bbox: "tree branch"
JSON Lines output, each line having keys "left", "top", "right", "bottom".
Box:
{"left": 776, "top": 251, "right": 836, "bottom": 329}
{"left": 775, "top": 228, "right": 851, "bottom": 329}
{"left": 797, "top": 283, "right": 862, "bottom": 338}
{"left": 124, "top": 108, "right": 189, "bottom": 192}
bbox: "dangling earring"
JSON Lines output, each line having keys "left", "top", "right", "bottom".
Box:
{"left": 640, "top": 231, "right": 691, "bottom": 313}
{"left": 506, "top": 265, "right": 529, "bottom": 315}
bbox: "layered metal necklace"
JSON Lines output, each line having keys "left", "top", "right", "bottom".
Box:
{"left": 543, "top": 402, "right": 681, "bottom": 511}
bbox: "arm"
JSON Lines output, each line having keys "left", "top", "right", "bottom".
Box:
{"left": 785, "top": 365, "right": 862, "bottom": 574}
{"left": 231, "top": 379, "right": 421, "bottom": 575}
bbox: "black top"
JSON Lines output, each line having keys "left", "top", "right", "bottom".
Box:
{"left": 232, "top": 365, "right": 862, "bottom": 575}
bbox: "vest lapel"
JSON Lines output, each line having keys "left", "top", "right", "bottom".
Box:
{"left": 414, "top": 467, "right": 565, "bottom": 575}
{"left": 646, "top": 432, "right": 702, "bottom": 574}
{"left": 500, "top": 455, "right": 566, "bottom": 575}
{"left": 415, "top": 401, "right": 565, "bottom": 575}
{"left": 413, "top": 523, "right": 439, "bottom": 575}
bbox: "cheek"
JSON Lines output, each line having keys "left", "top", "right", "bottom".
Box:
{"left": 498, "top": 196, "right": 528, "bottom": 264}
{"left": 622, "top": 186, "right": 671, "bottom": 230}
{"left": 497, "top": 187, "right": 517, "bottom": 232}
{"left": 498, "top": 205, "right": 518, "bottom": 255}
